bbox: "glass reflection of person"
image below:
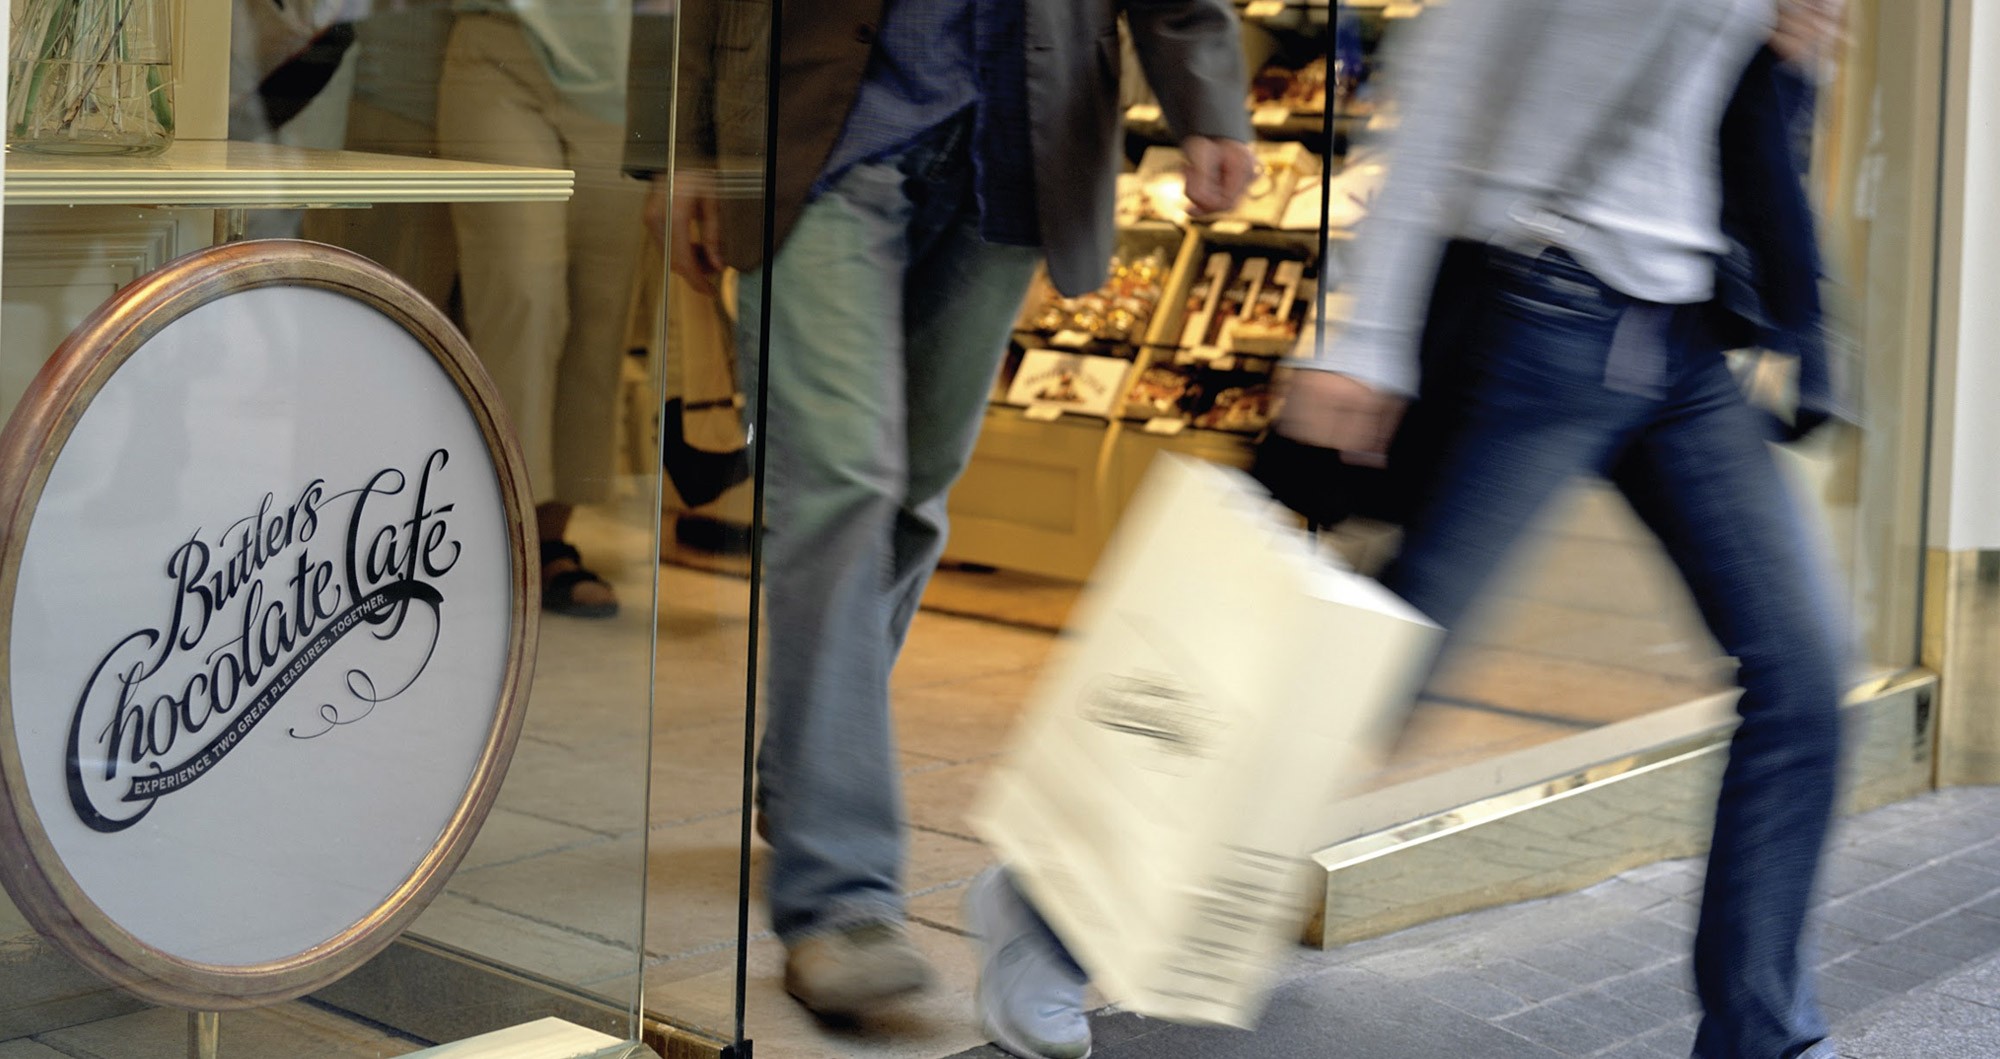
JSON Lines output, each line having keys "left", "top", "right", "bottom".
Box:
{"left": 438, "top": 0, "right": 645, "bottom": 617}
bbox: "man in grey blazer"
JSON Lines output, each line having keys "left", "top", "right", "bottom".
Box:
{"left": 647, "top": 0, "right": 1254, "bottom": 1027}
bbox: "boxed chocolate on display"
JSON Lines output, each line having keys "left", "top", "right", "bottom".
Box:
{"left": 949, "top": 0, "right": 1413, "bottom": 580}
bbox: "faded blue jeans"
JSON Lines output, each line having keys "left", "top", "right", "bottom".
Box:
{"left": 1382, "top": 247, "right": 1845, "bottom": 1059}
{"left": 736, "top": 122, "right": 1040, "bottom": 944}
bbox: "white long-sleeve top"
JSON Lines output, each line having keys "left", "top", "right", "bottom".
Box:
{"left": 1314, "top": 0, "right": 1776, "bottom": 396}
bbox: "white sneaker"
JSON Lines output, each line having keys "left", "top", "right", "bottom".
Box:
{"left": 964, "top": 867, "right": 1093, "bottom": 1059}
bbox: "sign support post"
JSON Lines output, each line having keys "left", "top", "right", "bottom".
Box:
{"left": 187, "top": 1011, "right": 219, "bottom": 1059}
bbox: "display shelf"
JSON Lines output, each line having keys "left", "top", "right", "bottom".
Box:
{"left": 945, "top": 409, "right": 1123, "bottom": 580}
{"left": 944, "top": 407, "right": 1256, "bottom": 580}
{"left": 957, "top": 0, "right": 1409, "bottom": 577}
{"left": 4, "top": 140, "right": 573, "bottom": 207}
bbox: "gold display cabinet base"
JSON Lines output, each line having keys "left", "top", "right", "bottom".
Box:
{"left": 643, "top": 1018, "right": 738, "bottom": 1059}
{"left": 1926, "top": 549, "right": 2000, "bottom": 785}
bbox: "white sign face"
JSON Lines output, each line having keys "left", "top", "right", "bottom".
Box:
{"left": 8, "top": 283, "right": 515, "bottom": 968}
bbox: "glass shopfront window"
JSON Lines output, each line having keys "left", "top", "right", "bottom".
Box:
{"left": 659, "top": 0, "right": 1954, "bottom": 1052}
{"left": 0, "top": 0, "right": 681, "bottom": 1053}
{"left": 0, "top": 0, "right": 1956, "bottom": 1056}
{"left": 880, "top": 0, "right": 1945, "bottom": 803}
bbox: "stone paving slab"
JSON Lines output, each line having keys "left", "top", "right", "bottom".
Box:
{"left": 949, "top": 786, "right": 2000, "bottom": 1059}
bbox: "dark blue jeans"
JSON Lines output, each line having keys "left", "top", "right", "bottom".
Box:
{"left": 1382, "top": 248, "right": 1845, "bottom": 1059}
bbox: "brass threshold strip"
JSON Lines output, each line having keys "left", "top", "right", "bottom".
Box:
{"left": 1306, "top": 669, "right": 1936, "bottom": 948}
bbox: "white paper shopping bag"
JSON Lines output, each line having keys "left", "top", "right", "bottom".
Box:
{"left": 969, "top": 455, "right": 1441, "bottom": 1028}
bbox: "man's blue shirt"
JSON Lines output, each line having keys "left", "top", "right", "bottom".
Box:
{"left": 814, "top": 0, "right": 1041, "bottom": 247}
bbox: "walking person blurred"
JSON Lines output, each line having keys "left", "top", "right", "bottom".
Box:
{"left": 645, "top": 0, "right": 1256, "bottom": 1026}
{"left": 972, "top": 1, "right": 1853, "bottom": 1057}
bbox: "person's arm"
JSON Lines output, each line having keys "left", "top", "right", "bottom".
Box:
{"left": 1124, "top": 0, "right": 1256, "bottom": 214}
{"left": 630, "top": 0, "right": 729, "bottom": 293}
{"left": 1299, "top": 0, "right": 1536, "bottom": 398}
{"left": 623, "top": 9, "right": 681, "bottom": 180}
{"left": 1122, "top": 0, "right": 1252, "bottom": 145}
{"left": 675, "top": 0, "right": 722, "bottom": 170}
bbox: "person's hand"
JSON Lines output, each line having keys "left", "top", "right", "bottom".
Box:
{"left": 1182, "top": 135, "right": 1257, "bottom": 215}
{"left": 1771, "top": 0, "right": 1845, "bottom": 66}
{"left": 652, "top": 171, "right": 725, "bottom": 296}
{"left": 1276, "top": 369, "right": 1407, "bottom": 467}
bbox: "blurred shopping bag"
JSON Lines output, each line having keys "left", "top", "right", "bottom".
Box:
{"left": 969, "top": 455, "right": 1442, "bottom": 1028}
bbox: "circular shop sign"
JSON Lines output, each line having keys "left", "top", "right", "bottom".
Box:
{"left": 0, "top": 240, "right": 538, "bottom": 1009}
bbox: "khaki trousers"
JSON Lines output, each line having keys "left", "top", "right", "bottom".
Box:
{"left": 437, "top": 13, "right": 645, "bottom": 506}
{"left": 301, "top": 98, "right": 460, "bottom": 311}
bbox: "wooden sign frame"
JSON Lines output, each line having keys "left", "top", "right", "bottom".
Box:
{"left": 0, "top": 239, "right": 539, "bottom": 1009}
